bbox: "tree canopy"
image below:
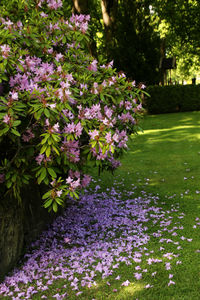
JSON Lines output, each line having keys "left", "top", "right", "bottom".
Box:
{"left": 70, "top": 0, "right": 200, "bottom": 85}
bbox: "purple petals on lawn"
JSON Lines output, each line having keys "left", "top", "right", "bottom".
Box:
{"left": 0, "top": 184, "right": 197, "bottom": 298}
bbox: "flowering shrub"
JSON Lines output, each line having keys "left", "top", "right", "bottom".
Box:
{"left": 0, "top": 0, "right": 145, "bottom": 211}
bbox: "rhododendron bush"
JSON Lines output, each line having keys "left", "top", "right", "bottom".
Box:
{"left": 0, "top": 0, "right": 145, "bottom": 212}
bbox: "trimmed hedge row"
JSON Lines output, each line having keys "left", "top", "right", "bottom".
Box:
{"left": 145, "top": 84, "right": 200, "bottom": 114}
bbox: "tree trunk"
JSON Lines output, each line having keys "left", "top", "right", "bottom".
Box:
{"left": 101, "top": 0, "right": 118, "bottom": 58}
{"left": 159, "top": 38, "right": 166, "bottom": 86}
{"left": 72, "top": 0, "right": 88, "bottom": 14}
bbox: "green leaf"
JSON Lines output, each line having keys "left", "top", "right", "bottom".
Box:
{"left": 3, "top": 59, "right": 7, "bottom": 67}
{"left": 41, "top": 133, "right": 50, "bottom": 145}
{"left": 52, "top": 134, "right": 60, "bottom": 142}
{"left": 38, "top": 167, "right": 47, "bottom": 184}
{"left": 44, "top": 199, "right": 53, "bottom": 208}
{"left": 102, "top": 146, "right": 107, "bottom": 155}
{"left": 47, "top": 167, "right": 57, "bottom": 178}
{"left": 52, "top": 145, "right": 60, "bottom": 155}
{"left": 53, "top": 202, "right": 58, "bottom": 212}
{"left": 62, "top": 36, "right": 66, "bottom": 44}
{"left": 0, "top": 63, "right": 5, "bottom": 72}
{"left": 1, "top": 74, "right": 8, "bottom": 81}
{"left": 42, "top": 191, "right": 51, "bottom": 199}
{"left": 73, "top": 191, "right": 79, "bottom": 199}
{"left": 0, "top": 127, "right": 9, "bottom": 136}
{"left": 110, "top": 145, "right": 115, "bottom": 153}
{"left": 11, "top": 174, "right": 17, "bottom": 183}
{"left": 17, "top": 64, "right": 24, "bottom": 72}
{"left": 99, "top": 141, "right": 103, "bottom": 148}
{"left": 91, "top": 140, "right": 97, "bottom": 148}
{"left": 0, "top": 107, "right": 6, "bottom": 112}
{"left": 6, "top": 181, "right": 12, "bottom": 189}
{"left": 13, "top": 120, "right": 21, "bottom": 127}
{"left": 55, "top": 197, "right": 63, "bottom": 205}
{"left": 11, "top": 128, "right": 21, "bottom": 136}
{"left": 46, "top": 146, "right": 51, "bottom": 157}
{"left": 35, "top": 108, "right": 43, "bottom": 120}
{"left": 67, "top": 134, "right": 74, "bottom": 141}
{"left": 100, "top": 93, "right": 105, "bottom": 101}
{"left": 44, "top": 108, "right": 50, "bottom": 118}
{"left": 40, "top": 144, "right": 47, "bottom": 154}
{"left": 87, "top": 152, "right": 92, "bottom": 161}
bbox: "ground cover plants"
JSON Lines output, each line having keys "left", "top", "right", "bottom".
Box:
{"left": 1, "top": 111, "right": 200, "bottom": 299}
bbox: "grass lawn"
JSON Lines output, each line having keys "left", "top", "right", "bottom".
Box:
{"left": 1, "top": 111, "right": 200, "bottom": 300}
{"left": 90, "top": 111, "right": 200, "bottom": 299}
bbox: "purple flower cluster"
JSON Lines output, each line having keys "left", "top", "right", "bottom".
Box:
{"left": 0, "top": 0, "right": 145, "bottom": 208}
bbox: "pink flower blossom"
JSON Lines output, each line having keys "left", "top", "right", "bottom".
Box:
{"left": 81, "top": 175, "right": 91, "bottom": 188}
{"left": 0, "top": 44, "right": 11, "bottom": 58}
{"left": 89, "top": 129, "right": 99, "bottom": 140}
{"left": 66, "top": 176, "right": 73, "bottom": 184}
{"left": 22, "top": 129, "right": 35, "bottom": 142}
{"left": 121, "top": 280, "right": 130, "bottom": 286}
{"left": 88, "top": 60, "right": 97, "bottom": 72}
{"left": 56, "top": 190, "right": 63, "bottom": 197}
{"left": 71, "top": 178, "right": 80, "bottom": 189}
{"left": 140, "top": 83, "right": 146, "bottom": 89}
{"left": 55, "top": 53, "right": 64, "bottom": 62}
{"left": 9, "top": 91, "right": 18, "bottom": 100}
{"left": 107, "top": 60, "right": 113, "bottom": 68}
{"left": 35, "top": 154, "right": 44, "bottom": 165}
{"left": 52, "top": 123, "right": 59, "bottom": 132}
{"left": 3, "top": 114, "right": 10, "bottom": 124}
{"left": 64, "top": 237, "right": 71, "bottom": 243}
{"left": 145, "top": 284, "right": 153, "bottom": 288}
{"left": 40, "top": 12, "right": 48, "bottom": 17}
{"left": 105, "top": 132, "right": 112, "bottom": 144}
{"left": 134, "top": 273, "right": 142, "bottom": 280}
{"left": 168, "top": 280, "right": 175, "bottom": 286}
{"left": 165, "top": 262, "right": 171, "bottom": 270}
{"left": 47, "top": 0, "right": 63, "bottom": 10}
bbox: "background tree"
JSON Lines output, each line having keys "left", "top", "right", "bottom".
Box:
{"left": 98, "top": 0, "right": 161, "bottom": 85}
{"left": 64, "top": 0, "right": 200, "bottom": 85}
{"left": 151, "top": 0, "right": 200, "bottom": 83}
{"left": 65, "top": 0, "right": 161, "bottom": 85}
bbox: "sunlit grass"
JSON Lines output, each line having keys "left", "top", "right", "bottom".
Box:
{"left": 89, "top": 111, "right": 200, "bottom": 299}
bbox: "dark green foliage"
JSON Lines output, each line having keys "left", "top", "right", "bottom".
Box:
{"left": 152, "top": 0, "right": 200, "bottom": 50}
{"left": 102, "top": 0, "right": 160, "bottom": 85}
{"left": 145, "top": 85, "right": 200, "bottom": 114}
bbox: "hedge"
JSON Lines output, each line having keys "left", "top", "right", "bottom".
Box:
{"left": 145, "top": 84, "right": 200, "bottom": 114}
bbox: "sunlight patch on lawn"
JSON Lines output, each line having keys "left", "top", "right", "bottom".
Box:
{"left": 142, "top": 125, "right": 200, "bottom": 135}
{"left": 120, "top": 282, "right": 144, "bottom": 296}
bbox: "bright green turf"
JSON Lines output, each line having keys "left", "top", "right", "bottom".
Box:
{"left": 87, "top": 111, "right": 200, "bottom": 300}
{"left": 94, "top": 111, "right": 200, "bottom": 209}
